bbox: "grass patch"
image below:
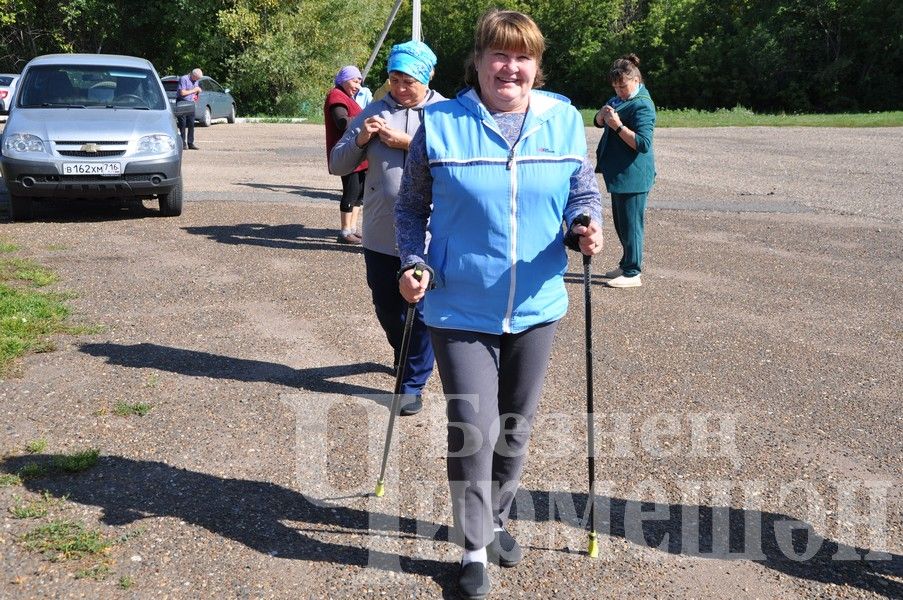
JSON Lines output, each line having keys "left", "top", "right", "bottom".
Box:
{"left": 579, "top": 106, "right": 903, "bottom": 128}
{"left": 242, "top": 115, "right": 310, "bottom": 124}
{"left": 20, "top": 519, "right": 112, "bottom": 561}
{"left": 9, "top": 491, "right": 65, "bottom": 519}
{"left": 0, "top": 473, "right": 23, "bottom": 487}
{"left": 25, "top": 438, "right": 48, "bottom": 454}
{"left": 113, "top": 401, "right": 153, "bottom": 417}
{"left": 75, "top": 563, "right": 112, "bottom": 581}
{"left": 18, "top": 462, "right": 52, "bottom": 479}
{"left": 15, "top": 448, "right": 101, "bottom": 479}
{"left": 53, "top": 448, "right": 100, "bottom": 473}
{"left": 0, "top": 257, "right": 59, "bottom": 287}
{"left": 0, "top": 242, "right": 93, "bottom": 375}
{"left": 119, "top": 575, "right": 135, "bottom": 589}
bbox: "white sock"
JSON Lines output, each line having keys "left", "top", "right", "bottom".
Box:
{"left": 340, "top": 229, "right": 352, "bottom": 236}
{"left": 462, "top": 547, "right": 487, "bottom": 566}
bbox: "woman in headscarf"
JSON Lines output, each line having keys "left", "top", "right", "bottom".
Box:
{"left": 324, "top": 65, "right": 367, "bottom": 243}
{"left": 330, "top": 41, "right": 444, "bottom": 415}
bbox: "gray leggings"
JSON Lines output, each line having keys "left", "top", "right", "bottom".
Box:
{"left": 430, "top": 320, "right": 559, "bottom": 550}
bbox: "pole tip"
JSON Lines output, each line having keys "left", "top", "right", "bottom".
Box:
{"left": 374, "top": 480, "right": 385, "bottom": 498}
{"left": 587, "top": 532, "right": 599, "bottom": 558}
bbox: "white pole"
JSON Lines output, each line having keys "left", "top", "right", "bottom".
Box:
{"left": 412, "top": 0, "right": 422, "bottom": 42}
{"left": 362, "top": 0, "right": 405, "bottom": 81}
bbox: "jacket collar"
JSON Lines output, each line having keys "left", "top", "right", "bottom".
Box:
{"left": 457, "top": 87, "right": 571, "bottom": 132}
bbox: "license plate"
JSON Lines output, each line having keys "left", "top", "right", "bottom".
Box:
{"left": 62, "top": 162, "right": 122, "bottom": 176}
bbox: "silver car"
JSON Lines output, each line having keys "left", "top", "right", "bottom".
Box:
{"left": 0, "top": 54, "right": 190, "bottom": 221}
{"left": 161, "top": 75, "right": 237, "bottom": 127}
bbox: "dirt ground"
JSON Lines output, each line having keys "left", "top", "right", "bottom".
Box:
{"left": 0, "top": 122, "right": 901, "bottom": 599}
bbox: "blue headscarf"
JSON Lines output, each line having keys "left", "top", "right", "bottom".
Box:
{"left": 387, "top": 41, "right": 437, "bottom": 84}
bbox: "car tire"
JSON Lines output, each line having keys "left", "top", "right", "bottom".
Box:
{"left": 158, "top": 180, "right": 183, "bottom": 217}
{"left": 8, "top": 194, "right": 33, "bottom": 222}
{"left": 227, "top": 104, "right": 236, "bottom": 124}
{"left": 200, "top": 106, "right": 212, "bottom": 127}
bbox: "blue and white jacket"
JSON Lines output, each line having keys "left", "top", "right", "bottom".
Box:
{"left": 397, "top": 88, "right": 599, "bottom": 334}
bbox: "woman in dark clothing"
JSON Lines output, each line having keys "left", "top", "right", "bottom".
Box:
{"left": 324, "top": 65, "right": 368, "bottom": 244}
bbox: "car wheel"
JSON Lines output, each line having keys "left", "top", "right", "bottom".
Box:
{"left": 200, "top": 106, "right": 212, "bottom": 127}
{"left": 158, "top": 180, "right": 183, "bottom": 217}
{"left": 227, "top": 104, "right": 236, "bottom": 124}
{"left": 8, "top": 194, "right": 33, "bottom": 222}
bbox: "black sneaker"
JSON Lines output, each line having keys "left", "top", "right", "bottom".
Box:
{"left": 458, "top": 561, "right": 490, "bottom": 600}
{"left": 399, "top": 395, "right": 422, "bottom": 416}
{"left": 188, "top": 143, "right": 200, "bottom": 150}
{"left": 487, "top": 529, "right": 523, "bottom": 567}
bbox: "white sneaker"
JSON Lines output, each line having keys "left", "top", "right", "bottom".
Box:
{"left": 603, "top": 268, "right": 623, "bottom": 279}
{"left": 606, "top": 274, "right": 642, "bottom": 288}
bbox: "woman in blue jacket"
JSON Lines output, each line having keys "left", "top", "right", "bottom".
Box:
{"left": 395, "top": 10, "right": 603, "bottom": 599}
{"left": 594, "top": 54, "right": 656, "bottom": 288}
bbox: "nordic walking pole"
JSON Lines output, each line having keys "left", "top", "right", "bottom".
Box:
{"left": 574, "top": 214, "right": 599, "bottom": 558}
{"left": 374, "top": 265, "right": 423, "bottom": 497}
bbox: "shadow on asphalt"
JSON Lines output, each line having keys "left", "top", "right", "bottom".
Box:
{"left": 79, "top": 342, "right": 395, "bottom": 406}
{"left": 182, "top": 222, "right": 363, "bottom": 254}
{"left": 1, "top": 198, "right": 163, "bottom": 222}
{"left": 563, "top": 272, "right": 612, "bottom": 287}
{"left": 235, "top": 182, "right": 340, "bottom": 202}
{"left": 513, "top": 489, "right": 902, "bottom": 598}
{"left": 2, "top": 455, "right": 459, "bottom": 597}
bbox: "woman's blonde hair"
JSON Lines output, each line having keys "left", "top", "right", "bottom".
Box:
{"left": 464, "top": 9, "right": 546, "bottom": 93}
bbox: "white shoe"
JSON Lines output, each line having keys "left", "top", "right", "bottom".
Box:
{"left": 603, "top": 268, "right": 623, "bottom": 279}
{"left": 606, "top": 274, "right": 642, "bottom": 288}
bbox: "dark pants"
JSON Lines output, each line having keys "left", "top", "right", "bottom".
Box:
{"left": 431, "top": 320, "right": 559, "bottom": 550}
{"left": 363, "top": 249, "right": 433, "bottom": 395}
{"left": 177, "top": 112, "right": 195, "bottom": 146}
{"left": 340, "top": 171, "right": 365, "bottom": 213}
{"left": 610, "top": 191, "right": 648, "bottom": 277}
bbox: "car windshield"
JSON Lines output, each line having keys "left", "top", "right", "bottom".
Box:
{"left": 18, "top": 65, "right": 166, "bottom": 110}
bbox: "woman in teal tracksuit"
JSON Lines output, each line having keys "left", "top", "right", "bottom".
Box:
{"left": 594, "top": 53, "right": 656, "bottom": 288}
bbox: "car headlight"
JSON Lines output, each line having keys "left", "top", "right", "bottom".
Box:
{"left": 135, "top": 134, "right": 177, "bottom": 155}
{"left": 3, "top": 133, "right": 45, "bottom": 154}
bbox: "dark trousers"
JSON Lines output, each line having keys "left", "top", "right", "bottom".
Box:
{"left": 431, "top": 320, "right": 559, "bottom": 550}
{"left": 610, "top": 191, "right": 648, "bottom": 277}
{"left": 363, "top": 249, "right": 433, "bottom": 395}
{"left": 177, "top": 112, "right": 195, "bottom": 146}
{"left": 340, "top": 171, "right": 365, "bottom": 213}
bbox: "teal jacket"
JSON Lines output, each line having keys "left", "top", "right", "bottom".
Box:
{"left": 594, "top": 84, "right": 656, "bottom": 193}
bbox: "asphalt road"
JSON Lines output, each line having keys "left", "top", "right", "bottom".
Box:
{"left": 0, "top": 122, "right": 900, "bottom": 599}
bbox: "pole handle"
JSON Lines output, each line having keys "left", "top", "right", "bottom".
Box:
{"left": 572, "top": 213, "right": 592, "bottom": 266}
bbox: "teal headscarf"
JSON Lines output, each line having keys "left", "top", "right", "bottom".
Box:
{"left": 387, "top": 40, "right": 437, "bottom": 84}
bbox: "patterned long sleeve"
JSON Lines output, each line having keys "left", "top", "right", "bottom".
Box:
{"left": 394, "top": 125, "right": 432, "bottom": 266}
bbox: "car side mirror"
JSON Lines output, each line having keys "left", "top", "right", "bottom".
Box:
{"left": 172, "top": 100, "right": 195, "bottom": 117}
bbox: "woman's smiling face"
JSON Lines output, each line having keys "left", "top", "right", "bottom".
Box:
{"left": 476, "top": 47, "right": 537, "bottom": 113}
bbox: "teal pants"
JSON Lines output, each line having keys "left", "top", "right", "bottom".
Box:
{"left": 610, "top": 192, "right": 648, "bottom": 277}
